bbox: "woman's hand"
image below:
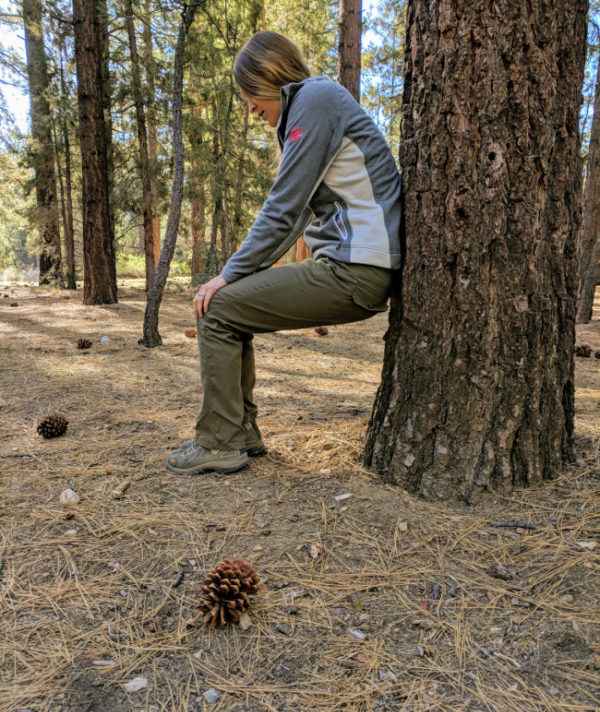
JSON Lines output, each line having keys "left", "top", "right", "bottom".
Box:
{"left": 193, "top": 275, "right": 228, "bottom": 319}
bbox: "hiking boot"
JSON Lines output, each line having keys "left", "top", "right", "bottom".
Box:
{"left": 178, "top": 422, "right": 266, "bottom": 458}
{"left": 244, "top": 421, "right": 266, "bottom": 456}
{"left": 166, "top": 442, "right": 248, "bottom": 475}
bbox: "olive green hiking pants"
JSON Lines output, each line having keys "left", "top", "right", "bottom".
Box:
{"left": 194, "top": 256, "right": 393, "bottom": 450}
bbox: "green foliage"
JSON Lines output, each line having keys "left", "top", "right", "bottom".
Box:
{"left": 115, "top": 251, "right": 189, "bottom": 278}
{"left": 0, "top": 148, "right": 38, "bottom": 275}
{"left": 362, "top": 0, "right": 406, "bottom": 161}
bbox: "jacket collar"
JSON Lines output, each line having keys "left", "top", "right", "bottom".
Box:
{"left": 276, "top": 76, "right": 328, "bottom": 146}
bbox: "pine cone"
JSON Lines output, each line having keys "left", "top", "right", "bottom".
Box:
{"left": 575, "top": 343, "right": 592, "bottom": 358}
{"left": 77, "top": 338, "right": 92, "bottom": 349}
{"left": 37, "top": 414, "right": 68, "bottom": 439}
{"left": 315, "top": 326, "right": 328, "bottom": 336}
{"left": 595, "top": 350, "right": 600, "bottom": 359}
{"left": 199, "top": 558, "right": 264, "bottom": 628}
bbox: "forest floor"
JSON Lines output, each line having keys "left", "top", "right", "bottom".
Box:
{"left": 0, "top": 279, "right": 599, "bottom": 712}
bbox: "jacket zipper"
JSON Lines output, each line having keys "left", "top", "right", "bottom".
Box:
{"left": 333, "top": 201, "right": 348, "bottom": 247}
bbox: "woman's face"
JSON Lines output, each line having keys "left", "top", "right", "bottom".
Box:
{"left": 242, "top": 92, "right": 281, "bottom": 128}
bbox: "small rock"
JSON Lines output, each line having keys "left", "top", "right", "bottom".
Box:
{"left": 203, "top": 688, "right": 221, "bottom": 704}
{"left": 358, "top": 613, "right": 370, "bottom": 623}
{"left": 100, "top": 335, "right": 109, "bottom": 344}
{"left": 92, "top": 659, "right": 116, "bottom": 666}
{"left": 275, "top": 624, "right": 291, "bottom": 636}
{"left": 346, "top": 627, "right": 365, "bottom": 640}
{"left": 123, "top": 676, "right": 148, "bottom": 693}
{"left": 59, "top": 488, "right": 80, "bottom": 506}
{"left": 238, "top": 612, "right": 253, "bottom": 631}
{"left": 334, "top": 492, "right": 353, "bottom": 501}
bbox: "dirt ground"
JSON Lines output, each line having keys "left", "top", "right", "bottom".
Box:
{"left": 0, "top": 280, "right": 598, "bottom": 712}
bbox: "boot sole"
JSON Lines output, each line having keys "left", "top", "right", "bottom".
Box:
{"left": 247, "top": 444, "right": 266, "bottom": 457}
{"left": 165, "top": 457, "right": 249, "bottom": 476}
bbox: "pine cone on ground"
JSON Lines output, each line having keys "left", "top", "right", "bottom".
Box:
{"left": 37, "top": 414, "right": 68, "bottom": 439}
{"left": 595, "top": 350, "right": 600, "bottom": 359}
{"left": 315, "top": 326, "right": 328, "bottom": 336}
{"left": 77, "top": 338, "right": 92, "bottom": 349}
{"left": 575, "top": 343, "right": 592, "bottom": 358}
{"left": 199, "top": 558, "right": 264, "bottom": 628}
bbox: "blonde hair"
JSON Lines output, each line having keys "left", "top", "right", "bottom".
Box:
{"left": 234, "top": 31, "right": 310, "bottom": 101}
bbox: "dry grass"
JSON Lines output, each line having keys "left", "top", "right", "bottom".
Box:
{"left": 0, "top": 280, "right": 598, "bottom": 712}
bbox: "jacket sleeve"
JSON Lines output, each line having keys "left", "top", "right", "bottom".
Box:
{"left": 220, "top": 86, "right": 343, "bottom": 283}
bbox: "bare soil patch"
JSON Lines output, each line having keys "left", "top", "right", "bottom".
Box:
{"left": 1, "top": 281, "right": 599, "bottom": 712}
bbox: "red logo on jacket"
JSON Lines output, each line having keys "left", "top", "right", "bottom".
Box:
{"left": 289, "top": 126, "right": 303, "bottom": 143}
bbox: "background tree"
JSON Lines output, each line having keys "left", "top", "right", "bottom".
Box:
{"left": 364, "top": 0, "right": 587, "bottom": 502}
{"left": 125, "top": 0, "right": 157, "bottom": 291}
{"left": 338, "top": 0, "right": 361, "bottom": 102}
{"left": 73, "top": 0, "right": 118, "bottom": 304}
{"left": 142, "top": 0, "right": 199, "bottom": 346}
{"left": 578, "top": 27, "right": 600, "bottom": 323}
{"left": 362, "top": 0, "right": 406, "bottom": 159}
{"left": 22, "top": 0, "right": 62, "bottom": 285}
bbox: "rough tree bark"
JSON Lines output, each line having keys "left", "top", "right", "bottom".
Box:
{"left": 577, "top": 54, "right": 600, "bottom": 323}
{"left": 23, "top": 0, "right": 62, "bottom": 286}
{"left": 142, "top": 2, "right": 199, "bottom": 347}
{"left": 338, "top": 0, "right": 362, "bottom": 103}
{"left": 58, "top": 48, "right": 76, "bottom": 289}
{"left": 125, "top": 0, "right": 156, "bottom": 292}
{"left": 73, "top": 0, "right": 118, "bottom": 304}
{"left": 364, "top": 0, "right": 587, "bottom": 503}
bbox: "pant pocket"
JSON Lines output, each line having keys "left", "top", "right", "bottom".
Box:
{"left": 350, "top": 268, "right": 393, "bottom": 313}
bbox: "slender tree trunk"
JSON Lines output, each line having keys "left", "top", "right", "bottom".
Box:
{"left": 59, "top": 51, "right": 76, "bottom": 289}
{"left": 230, "top": 99, "right": 249, "bottom": 253}
{"left": 190, "top": 104, "right": 206, "bottom": 283}
{"left": 364, "top": 0, "right": 586, "bottom": 503}
{"left": 23, "top": 0, "right": 62, "bottom": 286}
{"left": 73, "top": 0, "right": 118, "bottom": 304}
{"left": 142, "top": 2, "right": 199, "bottom": 347}
{"left": 191, "top": 180, "right": 206, "bottom": 279}
{"left": 338, "top": 0, "right": 362, "bottom": 102}
{"left": 142, "top": 0, "right": 161, "bottom": 272}
{"left": 125, "top": 0, "right": 156, "bottom": 291}
{"left": 577, "top": 55, "right": 600, "bottom": 323}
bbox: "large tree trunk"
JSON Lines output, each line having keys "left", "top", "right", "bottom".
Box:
{"left": 364, "top": 0, "right": 586, "bottom": 503}
{"left": 125, "top": 0, "right": 156, "bottom": 292}
{"left": 577, "top": 55, "right": 600, "bottom": 323}
{"left": 338, "top": 0, "right": 362, "bottom": 102}
{"left": 142, "top": 2, "right": 198, "bottom": 347}
{"left": 73, "top": 0, "right": 118, "bottom": 304}
{"left": 23, "top": 0, "right": 62, "bottom": 286}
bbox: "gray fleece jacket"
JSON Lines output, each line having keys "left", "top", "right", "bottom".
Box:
{"left": 220, "top": 76, "right": 402, "bottom": 283}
